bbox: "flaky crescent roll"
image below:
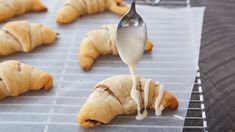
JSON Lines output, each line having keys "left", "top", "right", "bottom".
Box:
{"left": 77, "top": 75, "right": 178, "bottom": 128}
{"left": 0, "top": 20, "right": 58, "bottom": 56}
{"left": 78, "top": 24, "right": 154, "bottom": 70}
{"left": 0, "top": 0, "right": 47, "bottom": 22}
{"left": 0, "top": 60, "right": 53, "bottom": 100}
{"left": 56, "top": 0, "right": 128, "bottom": 24}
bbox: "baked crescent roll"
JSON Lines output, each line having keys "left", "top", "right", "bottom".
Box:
{"left": 77, "top": 75, "right": 179, "bottom": 128}
{"left": 0, "top": 60, "right": 53, "bottom": 100}
{"left": 0, "top": 20, "right": 58, "bottom": 56}
{"left": 78, "top": 24, "right": 154, "bottom": 71}
{"left": 56, "top": 0, "right": 128, "bottom": 24}
{"left": 0, "top": 0, "right": 47, "bottom": 22}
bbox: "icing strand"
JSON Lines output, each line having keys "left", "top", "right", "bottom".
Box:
{"left": 142, "top": 79, "right": 152, "bottom": 117}
{"left": 128, "top": 65, "right": 166, "bottom": 119}
{"left": 129, "top": 65, "right": 143, "bottom": 120}
{"left": 156, "top": 105, "right": 165, "bottom": 116}
{"left": 155, "top": 83, "right": 165, "bottom": 116}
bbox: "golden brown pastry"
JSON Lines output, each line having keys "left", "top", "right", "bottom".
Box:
{"left": 78, "top": 24, "right": 154, "bottom": 71}
{"left": 77, "top": 75, "right": 179, "bottom": 128}
{"left": 56, "top": 0, "right": 129, "bottom": 24}
{"left": 0, "top": 60, "right": 53, "bottom": 100}
{"left": 0, "top": 0, "right": 47, "bottom": 22}
{"left": 0, "top": 20, "right": 58, "bottom": 56}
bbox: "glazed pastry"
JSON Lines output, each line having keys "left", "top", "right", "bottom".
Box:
{"left": 56, "top": 0, "right": 128, "bottom": 24}
{"left": 78, "top": 24, "right": 154, "bottom": 70}
{"left": 77, "top": 75, "right": 179, "bottom": 128}
{"left": 0, "top": 20, "right": 58, "bottom": 56}
{"left": 0, "top": 60, "right": 53, "bottom": 100}
{"left": 0, "top": 0, "right": 47, "bottom": 22}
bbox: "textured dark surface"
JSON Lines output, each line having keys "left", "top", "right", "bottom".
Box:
{"left": 183, "top": 75, "right": 206, "bottom": 132}
{"left": 193, "top": 0, "right": 235, "bottom": 131}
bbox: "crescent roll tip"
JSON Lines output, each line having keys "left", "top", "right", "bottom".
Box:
{"left": 77, "top": 75, "right": 179, "bottom": 128}
{"left": 0, "top": 60, "right": 53, "bottom": 100}
{"left": 78, "top": 25, "right": 154, "bottom": 71}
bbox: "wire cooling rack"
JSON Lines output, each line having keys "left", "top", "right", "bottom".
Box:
{"left": 0, "top": 0, "right": 208, "bottom": 132}
{"left": 151, "top": 0, "right": 208, "bottom": 131}
{"left": 183, "top": 71, "right": 208, "bottom": 132}
{"left": 138, "top": 1, "right": 208, "bottom": 131}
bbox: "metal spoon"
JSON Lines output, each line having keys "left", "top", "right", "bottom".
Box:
{"left": 117, "top": 0, "right": 147, "bottom": 31}
{"left": 116, "top": 0, "right": 147, "bottom": 64}
{"left": 116, "top": 0, "right": 148, "bottom": 120}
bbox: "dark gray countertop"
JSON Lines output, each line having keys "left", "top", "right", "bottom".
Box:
{"left": 192, "top": 0, "right": 235, "bottom": 131}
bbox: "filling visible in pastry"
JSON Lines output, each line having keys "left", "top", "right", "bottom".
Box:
{"left": 85, "top": 119, "right": 102, "bottom": 126}
{"left": 96, "top": 84, "right": 122, "bottom": 105}
{"left": 77, "top": 75, "right": 179, "bottom": 128}
{"left": 0, "top": 60, "right": 53, "bottom": 99}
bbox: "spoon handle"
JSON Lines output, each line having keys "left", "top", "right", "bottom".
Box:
{"left": 131, "top": 0, "right": 136, "bottom": 12}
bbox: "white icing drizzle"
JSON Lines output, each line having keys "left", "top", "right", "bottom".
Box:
{"left": 129, "top": 65, "right": 143, "bottom": 120}
{"left": 129, "top": 66, "right": 155, "bottom": 120}
{"left": 116, "top": 24, "right": 149, "bottom": 120}
{"left": 156, "top": 105, "right": 165, "bottom": 116}
{"left": 128, "top": 66, "right": 166, "bottom": 119}
{"left": 155, "top": 83, "right": 165, "bottom": 116}
{"left": 155, "top": 81, "right": 160, "bottom": 85}
{"left": 143, "top": 79, "right": 152, "bottom": 117}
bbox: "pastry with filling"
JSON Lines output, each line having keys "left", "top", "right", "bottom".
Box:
{"left": 56, "top": 0, "right": 128, "bottom": 24}
{"left": 0, "top": 20, "right": 58, "bottom": 56}
{"left": 78, "top": 24, "right": 154, "bottom": 70}
{"left": 0, "top": 60, "right": 53, "bottom": 100}
{"left": 0, "top": 0, "right": 47, "bottom": 22}
{"left": 77, "top": 75, "right": 179, "bottom": 128}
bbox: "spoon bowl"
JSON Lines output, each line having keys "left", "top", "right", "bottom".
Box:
{"left": 116, "top": 0, "right": 147, "bottom": 65}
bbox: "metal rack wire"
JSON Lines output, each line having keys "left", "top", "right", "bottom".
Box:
{"left": 183, "top": 71, "right": 208, "bottom": 132}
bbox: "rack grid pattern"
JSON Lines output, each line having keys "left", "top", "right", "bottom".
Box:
{"left": 183, "top": 71, "right": 208, "bottom": 132}
{"left": 0, "top": 0, "right": 208, "bottom": 132}
{"left": 136, "top": 1, "right": 209, "bottom": 131}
